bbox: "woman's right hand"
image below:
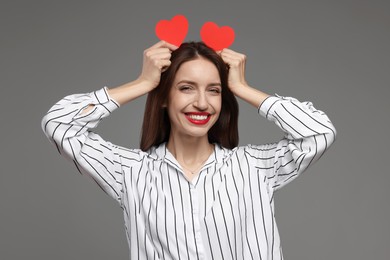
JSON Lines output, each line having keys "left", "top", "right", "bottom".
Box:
{"left": 106, "top": 41, "right": 177, "bottom": 106}
{"left": 138, "top": 41, "right": 178, "bottom": 89}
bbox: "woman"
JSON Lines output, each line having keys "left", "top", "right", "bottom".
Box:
{"left": 42, "top": 41, "right": 336, "bottom": 260}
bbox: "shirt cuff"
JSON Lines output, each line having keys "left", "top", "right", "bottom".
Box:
{"left": 91, "top": 87, "right": 120, "bottom": 112}
{"left": 72, "top": 87, "right": 120, "bottom": 120}
{"left": 258, "top": 95, "right": 280, "bottom": 119}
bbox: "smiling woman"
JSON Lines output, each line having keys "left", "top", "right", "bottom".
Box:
{"left": 170, "top": 61, "right": 222, "bottom": 125}
{"left": 141, "top": 42, "right": 239, "bottom": 152}
{"left": 42, "top": 40, "right": 336, "bottom": 260}
{"left": 167, "top": 59, "right": 222, "bottom": 139}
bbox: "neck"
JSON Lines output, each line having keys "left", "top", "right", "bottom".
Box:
{"left": 166, "top": 134, "right": 213, "bottom": 166}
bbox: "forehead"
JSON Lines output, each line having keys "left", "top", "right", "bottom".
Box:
{"left": 174, "top": 58, "right": 220, "bottom": 83}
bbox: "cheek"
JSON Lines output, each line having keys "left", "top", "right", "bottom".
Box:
{"left": 166, "top": 99, "right": 184, "bottom": 123}
{"left": 214, "top": 97, "right": 222, "bottom": 114}
{"left": 166, "top": 103, "right": 178, "bottom": 122}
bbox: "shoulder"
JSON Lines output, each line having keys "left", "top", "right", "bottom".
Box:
{"left": 217, "top": 143, "right": 277, "bottom": 163}
{"left": 227, "top": 143, "right": 281, "bottom": 168}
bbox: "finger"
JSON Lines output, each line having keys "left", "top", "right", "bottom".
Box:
{"left": 221, "top": 49, "right": 246, "bottom": 62}
{"left": 160, "top": 41, "right": 179, "bottom": 51}
{"left": 220, "top": 48, "right": 242, "bottom": 56}
{"left": 220, "top": 54, "right": 239, "bottom": 66}
{"left": 144, "top": 42, "right": 174, "bottom": 57}
{"left": 150, "top": 40, "right": 178, "bottom": 51}
{"left": 144, "top": 48, "right": 172, "bottom": 61}
{"left": 159, "top": 60, "right": 172, "bottom": 71}
{"left": 221, "top": 50, "right": 246, "bottom": 61}
{"left": 220, "top": 53, "right": 246, "bottom": 68}
{"left": 149, "top": 40, "right": 168, "bottom": 49}
{"left": 148, "top": 50, "right": 172, "bottom": 60}
{"left": 145, "top": 43, "right": 173, "bottom": 53}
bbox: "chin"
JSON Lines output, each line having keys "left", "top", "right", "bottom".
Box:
{"left": 181, "top": 126, "right": 211, "bottom": 139}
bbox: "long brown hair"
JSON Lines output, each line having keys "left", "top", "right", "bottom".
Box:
{"left": 140, "top": 42, "right": 239, "bottom": 151}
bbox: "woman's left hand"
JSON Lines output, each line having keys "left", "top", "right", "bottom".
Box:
{"left": 220, "top": 48, "right": 270, "bottom": 107}
{"left": 219, "top": 48, "right": 249, "bottom": 93}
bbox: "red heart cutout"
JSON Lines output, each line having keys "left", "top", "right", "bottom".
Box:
{"left": 200, "top": 22, "right": 235, "bottom": 51}
{"left": 155, "top": 14, "right": 189, "bottom": 47}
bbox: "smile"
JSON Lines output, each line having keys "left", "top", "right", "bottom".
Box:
{"left": 185, "top": 112, "right": 211, "bottom": 125}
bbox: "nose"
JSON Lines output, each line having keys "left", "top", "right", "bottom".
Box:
{"left": 193, "top": 91, "right": 209, "bottom": 111}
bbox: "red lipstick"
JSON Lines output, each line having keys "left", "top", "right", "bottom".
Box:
{"left": 185, "top": 112, "right": 211, "bottom": 125}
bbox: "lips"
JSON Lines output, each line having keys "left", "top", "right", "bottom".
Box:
{"left": 185, "top": 112, "right": 212, "bottom": 125}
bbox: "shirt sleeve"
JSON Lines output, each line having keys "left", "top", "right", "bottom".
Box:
{"left": 41, "top": 87, "right": 134, "bottom": 204}
{"left": 245, "top": 95, "right": 337, "bottom": 192}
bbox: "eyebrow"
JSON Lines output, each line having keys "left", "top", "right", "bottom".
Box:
{"left": 176, "top": 80, "right": 221, "bottom": 87}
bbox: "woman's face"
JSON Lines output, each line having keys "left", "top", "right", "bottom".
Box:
{"left": 167, "top": 58, "right": 222, "bottom": 140}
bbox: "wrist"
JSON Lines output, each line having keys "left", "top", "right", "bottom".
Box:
{"left": 135, "top": 77, "right": 159, "bottom": 91}
{"left": 230, "top": 84, "right": 270, "bottom": 108}
{"left": 135, "top": 77, "right": 158, "bottom": 92}
{"left": 229, "top": 82, "right": 249, "bottom": 96}
{"left": 107, "top": 78, "right": 157, "bottom": 106}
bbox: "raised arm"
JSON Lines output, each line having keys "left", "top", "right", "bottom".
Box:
{"left": 107, "top": 41, "right": 177, "bottom": 105}
{"left": 220, "top": 48, "right": 336, "bottom": 192}
{"left": 219, "top": 48, "right": 270, "bottom": 107}
{"left": 41, "top": 41, "right": 177, "bottom": 202}
{"left": 81, "top": 41, "right": 177, "bottom": 114}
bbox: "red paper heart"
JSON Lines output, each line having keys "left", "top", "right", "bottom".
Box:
{"left": 200, "top": 22, "right": 235, "bottom": 51}
{"left": 155, "top": 14, "right": 189, "bottom": 47}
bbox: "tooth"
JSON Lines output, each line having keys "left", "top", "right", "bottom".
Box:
{"left": 190, "top": 115, "right": 207, "bottom": 120}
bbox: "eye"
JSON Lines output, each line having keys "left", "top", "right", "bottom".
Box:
{"left": 179, "top": 85, "right": 195, "bottom": 92}
{"left": 208, "top": 87, "right": 222, "bottom": 94}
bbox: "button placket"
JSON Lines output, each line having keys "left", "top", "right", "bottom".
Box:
{"left": 190, "top": 184, "right": 206, "bottom": 259}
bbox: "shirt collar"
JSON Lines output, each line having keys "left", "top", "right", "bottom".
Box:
{"left": 149, "top": 142, "right": 234, "bottom": 165}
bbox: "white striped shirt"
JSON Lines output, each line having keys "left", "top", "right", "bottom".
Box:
{"left": 42, "top": 87, "right": 336, "bottom": 260}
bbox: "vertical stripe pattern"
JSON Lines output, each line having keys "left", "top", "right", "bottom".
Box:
{"left": 42, "top": 88, "right": 336, "bottom": 260}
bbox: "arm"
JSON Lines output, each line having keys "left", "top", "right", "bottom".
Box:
{"left": 82, "top": 41, "right": 177, "bottom": 113}
{"left": 41, "top": 41, "right": 177, "bottom": 201}
{"left": 41, "top": 88, "right": 125, "bottom": 202}
{"left": 251, "top": 95, "right": 337, "bottom": 191}
{"left": 220, "top": 48, "right": 336, "bottom": 191}
{"left": 219, "top": 48, "right": 270, "bottom": 107}
{"left": 107, "top": 41, "right": 177, "bottom": 105}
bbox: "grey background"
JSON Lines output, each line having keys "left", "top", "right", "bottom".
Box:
{"left": 1, "top": 0, "right": 389, "bottom": 259}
